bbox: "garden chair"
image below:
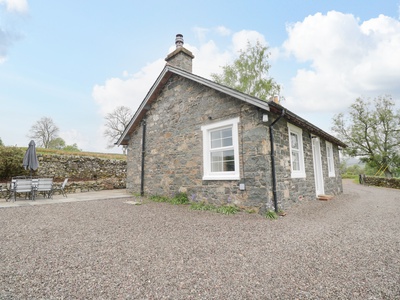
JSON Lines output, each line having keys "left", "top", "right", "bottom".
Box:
{"left": 10, "top": 178, "right": 33, "bottom": 202}
{"left": 52, "top": 178, "right": 68, "bottom": 198}
{"left": 34, "top": 177, "right": 54, "bottom": 199}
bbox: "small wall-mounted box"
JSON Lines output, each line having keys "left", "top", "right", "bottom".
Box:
{"left": 239, "top": 183, "right": 246, "bottom": 191}
{"left": 262, "top": 114, "right": 269, "bottom": 122}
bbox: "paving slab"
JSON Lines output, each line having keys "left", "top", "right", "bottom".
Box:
{"left": 0, "top": 189, "right": 132, "bottom": 208}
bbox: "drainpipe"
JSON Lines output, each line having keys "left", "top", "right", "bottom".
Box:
{"left": 140, "top": 118, "right": 147, "bottom": 196}
{"left": 268, "top": 109, "right": 285, "bottom": 212}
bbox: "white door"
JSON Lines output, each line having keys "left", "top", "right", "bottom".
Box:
{"left": 312, "top": 137, "right": 325, "bottom": 196}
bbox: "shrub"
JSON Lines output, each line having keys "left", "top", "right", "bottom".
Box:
{"left": 0, "top": 146, "right": 27, "bottom": 180}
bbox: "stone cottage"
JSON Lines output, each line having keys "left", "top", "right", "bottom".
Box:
{"left": 117, "top": 34, "right": 347, "bottom": 212}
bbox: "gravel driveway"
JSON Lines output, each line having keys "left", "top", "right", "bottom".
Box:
{"left": 1, "top": 180, "right": 399, "bottom": 299}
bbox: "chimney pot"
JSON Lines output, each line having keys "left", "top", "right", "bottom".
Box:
{"left": 175, "top": 34, "right": 184, "bottom": 48}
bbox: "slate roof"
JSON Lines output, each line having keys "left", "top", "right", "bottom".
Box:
{"left": 117, "top": 64, "right": 347, "bottom": 148}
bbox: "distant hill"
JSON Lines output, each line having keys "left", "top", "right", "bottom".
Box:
{"left": 342, "top": 156, "right": 364, "bottom": 166}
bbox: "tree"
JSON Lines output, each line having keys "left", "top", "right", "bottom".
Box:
{"left": 28, "top": 117, "right": 59, "bottom": 148}
{"left": 211, "top": 40, "right": 281, "bottom": 101}
{"left": 0, "top": 137, "right": 3, "bottom": 146}
{"left": 48, "top": 137, "right": 66, "bottom": 150}
{"left": 47, "top": 137, "right": 81, "bottom": 152}
{"left": 332, "top": 95, "right": 400, "bottom": 177}
{"left": 104, "top": 106, "right": 133, "bottom": 150}
{"left": 63, "top": 143, "right": 81, "bottom": 152}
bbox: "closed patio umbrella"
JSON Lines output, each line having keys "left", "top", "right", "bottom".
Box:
{"left": 22, "top": 140, "right": 39, "bottom": 175}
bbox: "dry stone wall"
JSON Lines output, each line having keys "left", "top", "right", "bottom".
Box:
{"left": 364, "top": 176, "right": 400, "bottom": 189}
{"left": 36, "top": 154, "right": 126, "bottom": 181}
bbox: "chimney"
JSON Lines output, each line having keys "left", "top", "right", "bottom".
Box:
{"left": 271, "top": 95, "right": 280, "bottom": 104}
{"left": 165, "top": 34, "right": 194, "bottom": 72}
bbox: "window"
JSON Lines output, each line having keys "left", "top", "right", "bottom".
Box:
{"left": 201, "top": 118, "right": 240, "bottom": 180}
{"left": 288, "top": 123, "right": 306, "bottom": 178}
{"left": 326, "top": 142, "right": 335, "bottom": 177}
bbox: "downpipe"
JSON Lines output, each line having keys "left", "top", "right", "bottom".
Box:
{"left": 140, "top": 119, "right": 147, "bottom": 196}
{"left": 268, "top": 109, "right": 285, "bottom": 212}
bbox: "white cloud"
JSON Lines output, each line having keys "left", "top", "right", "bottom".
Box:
{"left": 282, "top": 11, "right": 400, "bottom": 113}
{"left": 231, "top": 30, "right": 268, "bottom": 53}
{"left": 190, "top": 41, "right": 232, "bottom": 78}
{"left": 0, "top": 0, "right": 27, "bottom": 63}
{"left": 0, "top": 0, "right": 28, "bottom": 13}
{"left": 92, "top": 58, "right": 165, "bottom": 116}
{"left": 216, "top": 26, "right": 231, "bottom": 36}
{"left": 193, "top": 27, "right": 209, "bottom": 42}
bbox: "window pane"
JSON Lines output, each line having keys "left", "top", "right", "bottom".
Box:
{"left": 211, "top": 128, "right": 232, "bottom": 149}
{"left": 327, "top": 145, "right": 334, "bottom": 173}
{"left": 211, "top": 152, "right": 222, "bottom": 162}
{"left": 222, "top": 137, "right": 232, "bottom": 147}
{"left": 210, "top": 150, "right": 235, "bottom": 172}
{"left": 211, "top": 152, "right": 222, "bottom": 172}
{"left": 221, "top": 128, "right": 232, "bottom": 138}
{"left": 223, "top": 150, "right": 235, "bottom": 171}
{"left": 292, "top": 151, "right": 300, "bottom": 171}
{"left": 210, "top": 131, "right": 221, "bottom": 148}
{"left": 327, "top": 147, "right": 331, "bottom": 171}
{"left": 290, "top": 132, "right": 299, "bottom": 149}
{"left": 211, "top": 139, "right": 221, "bottom": 149}
{"left": 211, "top": 131, "right": 220, "bottom": 140}
{"left": 211, "top": 161, "right": 222, "bottom": 172}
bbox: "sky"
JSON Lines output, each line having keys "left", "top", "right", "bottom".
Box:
{"left": 1, "top": 0, "right": 399, "bottom": 153}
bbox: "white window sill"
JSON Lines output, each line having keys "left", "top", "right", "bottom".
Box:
{"left": 203, "top": 174, "right": 240, "bottom": 181}
{"left": 291, "top": 172, "right": 306, "bottom": 179}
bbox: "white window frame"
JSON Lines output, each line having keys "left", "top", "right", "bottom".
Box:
{"left": 288, "top": 123, "right": 306, "bottom": 178}
{"left": 201, "top": 117, "right": 240, "bottom": 180}
{"left": 326, "top": 142, "right": 335, "bottom": 177}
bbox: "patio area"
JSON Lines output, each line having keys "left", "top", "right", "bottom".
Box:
{"left": 0, "top": 189, "right": 132, "bottom": 208}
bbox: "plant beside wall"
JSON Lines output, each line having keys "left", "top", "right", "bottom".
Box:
{"left": 190, "top": 202, "right": 239, "bottom": 215}
{"left": 149, "top": 192, "right": 189, "bottom": 205}
{"left": 265, "top": 210, "right": 278, "bottom": 220}
{"left": 149, "top": 193, "right": 240, "bottom": 215}
{"left": 0, "top": 146, "right": 27, "bottom": 180}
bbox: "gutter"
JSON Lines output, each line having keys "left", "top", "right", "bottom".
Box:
{"left": 268, "top": 109, "right": 285, "bottom": 213}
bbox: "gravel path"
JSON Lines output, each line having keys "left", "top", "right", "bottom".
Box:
{"left": 1, "top": 180, "right": 399, "bottom": 299}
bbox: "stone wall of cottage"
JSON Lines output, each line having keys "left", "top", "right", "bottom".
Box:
{"left": 271, "top": 119, "right": 343, "bottom": 210}
{"left": 321, "top": 142, "right": 343, "bottom": 194}
{"left": 127, "top": 75, "right": 273, "bottom": 211}
{"left": 126, "top": 74, "right": 343, "bottom": 212}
